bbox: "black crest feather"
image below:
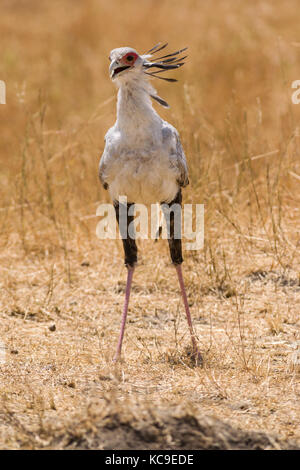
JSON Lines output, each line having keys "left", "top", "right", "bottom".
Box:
{"left": 143, "top": 44, "right": 187, "bottom": 82}
{"left": 143, "top": 43, "right": 188, "bottom": 106}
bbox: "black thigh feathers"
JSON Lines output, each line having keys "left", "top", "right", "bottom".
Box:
{"left": 114, "top": 190, "right": 183, "bottom": 267}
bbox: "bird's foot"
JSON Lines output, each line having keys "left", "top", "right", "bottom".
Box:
{"left": 112, "top": 353, "right": 122, "bottom": 363}
{"left": 186, "top": 345, "right": 204, "bottom": 367}
{"left": 193, "top": 349, "right": 204, "bottom": 367}
{"left": 112, "top": 347, "right": 122, "bottom": 362}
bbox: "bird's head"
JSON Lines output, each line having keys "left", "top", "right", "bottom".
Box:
{"left": 109, "top": 47, "right": 143, "bottom": 81}
{"left": 108, "top": 44, "right": 187, "bottom": 106}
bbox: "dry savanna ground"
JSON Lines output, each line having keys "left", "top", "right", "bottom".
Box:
{"left": 0, "top": 0, "right": 299, "bottom": 450}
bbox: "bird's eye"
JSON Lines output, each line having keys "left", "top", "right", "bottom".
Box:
{"left": 126, "top": 55, "right": 134, "bottom": 62}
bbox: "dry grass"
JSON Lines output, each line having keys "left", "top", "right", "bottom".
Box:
{"left": 0, "top": 0, "right": 299, "bottom": 449}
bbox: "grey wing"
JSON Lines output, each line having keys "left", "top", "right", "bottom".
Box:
{"left": 162, "top": 123, "right": 189, "bottom": 187}
{"left": 170, "top": 129, "right": 189, "bottom": 188}
{"left": 98, "top": 143, "right": 109, "bottom": 190}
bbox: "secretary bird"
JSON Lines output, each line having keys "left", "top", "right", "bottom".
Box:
{"left": 99, "top": 43, "right": 202, "bottom": 364}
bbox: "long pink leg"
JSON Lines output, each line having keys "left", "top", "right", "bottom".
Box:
{"left": 113, "top": 267, "right": 135, "bottom": 361}
{"left": 175, "top": 264, "right": 203, "bottom": 365}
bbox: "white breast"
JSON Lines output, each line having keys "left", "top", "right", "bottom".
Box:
{"left": 103, "top": 123, "right": 180, "bottom": 205}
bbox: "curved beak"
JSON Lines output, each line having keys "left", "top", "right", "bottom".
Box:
{"left": 109, "top": 60, "right": 118, "bottom": 78}
{"left": 109, "top": 60, "right": 131, "bottom": 80}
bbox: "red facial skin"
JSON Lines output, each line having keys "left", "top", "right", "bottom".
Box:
{"left": 120, "top": 52, "right": 138, "bottom": 66}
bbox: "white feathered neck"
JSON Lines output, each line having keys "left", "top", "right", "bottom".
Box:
{"left": 115, "top": 75, "right": 163, "bottom": 139}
